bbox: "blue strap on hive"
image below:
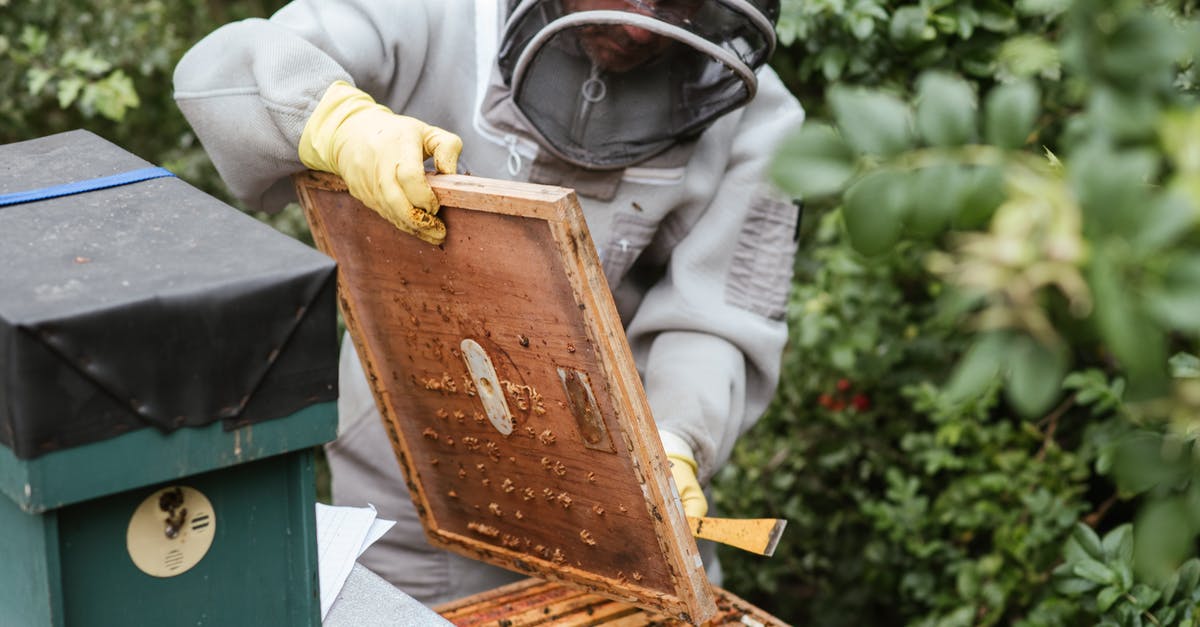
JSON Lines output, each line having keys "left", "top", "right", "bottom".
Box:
{"left": 0, "top": 166, "right": 176, "bottom": 207}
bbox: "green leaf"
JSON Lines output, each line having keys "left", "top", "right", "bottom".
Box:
{"left": 1111, "top": 432, "right": 1187, "bottom": 496}
{"left": 1131, "top": 190, "right": 1195, "bottom": 252}
{"left": 820, "top": 47, "right": 848, "bottom": 81}
{"left": 977, "top": 1, "right": 1017, "bottom": 33}
{"left": 1071, "top": 144, "right": 1160, "bottom": 238}
{"left": 1115, "top": 560, "right": 1135, "bottom": 592}
{"left": 848, "top": 12, "right": 876, "bottom": 40}
{"left": 929, "top": 13, "right": 957, "bottom": 35}
{"left": 18, "top": 25, "right": 48, "bottom": 55}
{"left": 955, "top": 165, "right": 1006, "bottom": 228}
{"left": 1178, "top": 559, "right": 1200, "bottom": 596}
{"left": 1128, "top": 584, "right": 1161, "bottom": 611}
{"left": 1172, "top": 353, "right": 1200, "bottom": 378}
{"left": 59, "top": 47, "right": 112, "bottom": 75}
{"left": 1102, "top": 524, "right": 1135, "bottom": 572}
{"left": 915, "top": 72, "right": 977, "bottom": 147}
{"left": 997, "top": 35, "right": 1061, "bottom": 81}
{"left": 1064, "top": 536, "right": 1093, "bottom": 566}
{"left": 1136, "top": 498, "right": 1198, "bottom": 581}
{"left": 1160, "top": 109, "right": 1200, "bottom": 175}
{"left": 57, "top": 77, "right": 84, "bottom": 109}
{"left": 1015, "top": 0, "right": 1070, "bottom": 17}
{"left": 955, "top": 567, "right": 979, "bottom": 598}
{"left": 829, "top": 86, "right": 915, "bottom": 157}
{"left": 890, "top": 6, "right": 936, "bottom": 49}
{"left": 1088, "top": 87, "right": 1162, "bottom": 143}
{"left": 1072, "top": 522, "right": 1105, "bottom": 561}
{"left": 26, "top": 67, "right": 53, "bottom": 97}
{"left": 1089, "top": 254, "right": 1167, "bottom": 396}
{"left": 1073, "top": 557, "right": 1118, "bottom": 585}
{"left": 908, "top": 164, "right": 967, "bottom": 237}
{"left": 984, "top": 80, "right": 1040, "bottom": 149}
{"left": 1003, "top": 335, "right": 1067, "bottom": 417}
{"left": 1054, "top": 575, "right": 1099, "bottom": 596}
{"left": 83, "top": 70, "right": 140, "bottom": 122}
{"left": 1162, "top": 569, "right": 1181, "bottom": 604}
{"left": 1097, "top": 585, "right": 1122, "bottom": 612}
{"left": 1145, "top": 255, "right": 1200, "bottom": 333}
{"left": 841, "top": 169, "right": 910, "bottom": 256}
{"left": 949, "top": 6, "right": 978, "bottom": 40}
{"left": 944, "top": 333, "right": 1007, "bottom": 402}
{"left": 771, "top": 123, "right": 858, "bottom": 199}
{"left": 1100, "top": 14, "right": 1187, "bottom": 87}
{"left": 935, "top": 605, "right": 976, "bottom": 627}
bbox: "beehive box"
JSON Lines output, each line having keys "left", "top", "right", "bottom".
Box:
{"left": 295, "top": 171, "right": 716, "bottom": 623}
{"left": 0, "top": 131, "right": 339, "bottom": 626}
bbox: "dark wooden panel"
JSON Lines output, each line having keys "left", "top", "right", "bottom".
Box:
{"left": 294, "top": 172, "right": 714, "bottom": 623}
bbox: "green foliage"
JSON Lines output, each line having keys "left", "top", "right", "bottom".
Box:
{"left": 772, "top": 0, "right": 1069, "bottom": 109}
{"left": 0, "top": 0, "right": 289, "bottom": 206}
{"left": 1054, "top": 524, "right": 1200, "bottom": 625}
{"left": 717, "top": 212, "right": 1096, "bottom": 625}
{"left": 716, "top": 0, "right": 1200, "bottom": 625}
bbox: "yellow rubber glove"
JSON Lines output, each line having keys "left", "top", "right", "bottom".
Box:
{"left": 667, "top": 452, "right": 708, "bottom": 518}
{"left": 660, "top": 430, "right": 708, "bottom": 517}
{"left": 298, "top": 81, "right": 462, "bottom": 245}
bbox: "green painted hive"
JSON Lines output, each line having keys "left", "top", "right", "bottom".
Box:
{"left": 0, "top": 131, "right": 339, "bottom": 626}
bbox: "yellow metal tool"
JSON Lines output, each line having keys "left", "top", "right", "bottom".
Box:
{"left": 687, "top": 517, "right": 787, "bottom": 556}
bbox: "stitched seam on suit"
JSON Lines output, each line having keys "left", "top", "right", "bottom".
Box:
{"left": 725, "top": 194, "right": 798, "bottom": 320}
{"left": 173, "top": 86, "right": 263, "bottom": 100}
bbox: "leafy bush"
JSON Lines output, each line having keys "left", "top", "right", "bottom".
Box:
{"left": 772, "top": 0, "right": 1071, "bottom": 115}
{"left": 716, "top": 0, "right": 1200, "bottom": 625}
{"left": 718, "top": 214, "right": 1098, "bottom": 625}
{"left": 0, "top": 0, "right": 288, "bottom": 203}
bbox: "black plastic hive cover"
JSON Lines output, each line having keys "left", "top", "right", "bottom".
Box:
{"left": 0, "top": 131, "right": 338, "bottom": 458}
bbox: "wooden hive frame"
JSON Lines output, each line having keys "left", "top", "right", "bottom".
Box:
{"left": 293, "top": 171, "right": 716, "bottom": 623}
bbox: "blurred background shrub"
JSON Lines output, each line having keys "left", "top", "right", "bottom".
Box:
{"left": 720, "top": 1, "right": 1200, "bottom": 625}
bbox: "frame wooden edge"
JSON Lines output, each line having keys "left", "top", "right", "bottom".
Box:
{"left": 547, "top": 204, "right": 717, "bottom": 624}
{"left": 431, "top": 577, "right": 549, "bottom": 616}
{"left": 428, "top": 528, "right": 688, "bottom": 610}
{"left": 293, "top": 170, "right": 576, "bottom": 222}
{"left": 293, "top": 172, "right": 442, "bottom": 530}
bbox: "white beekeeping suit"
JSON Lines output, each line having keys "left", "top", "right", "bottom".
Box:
{"left": 174, "top": 0, "right": 804, "bottom": 604}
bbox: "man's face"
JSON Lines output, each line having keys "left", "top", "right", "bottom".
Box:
{"left": 562, "top": 0, "right": 697, "bottom": 73}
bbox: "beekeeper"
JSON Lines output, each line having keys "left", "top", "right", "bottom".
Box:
{"left": 174, "top": 0, "right": 803, "bottom": 605}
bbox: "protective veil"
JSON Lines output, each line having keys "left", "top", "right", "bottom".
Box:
{"left": 497, "top": 0, "right": 779, "bottom": 169}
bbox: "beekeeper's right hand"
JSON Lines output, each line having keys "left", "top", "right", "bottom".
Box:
{"left": 298, "top": 80, "right": 462, "bottom": 245}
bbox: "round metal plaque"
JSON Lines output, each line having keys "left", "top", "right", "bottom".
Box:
{"left": 126, "top": 485, "right": 216, "bottom": 577}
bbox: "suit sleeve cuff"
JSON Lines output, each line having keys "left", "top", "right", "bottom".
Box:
{"left": 658, "top": 429, "right": 696, "bottom": 462}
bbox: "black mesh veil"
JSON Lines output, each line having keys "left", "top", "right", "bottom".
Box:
{"left": 498, "top": 0, "right": 780, "bottom": 169}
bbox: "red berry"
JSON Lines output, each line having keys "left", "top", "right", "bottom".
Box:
{"left": 818, "top": 393, "right": 834, "bottom": 408}
{"left": 836, "top": 378, "right": 852, "bottom": 392}
{"left": 852, "top": 394, "right": 871, "bottom": 411}
{"left": 831, "top": 400, "right": 847, "bottom": 412}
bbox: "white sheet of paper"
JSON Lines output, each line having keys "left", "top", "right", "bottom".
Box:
{"left": 315, "top": 503, "right": 395, "bottom": 619}
{"left": 359, "top": 516, "right": 395, "bottom": 557}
